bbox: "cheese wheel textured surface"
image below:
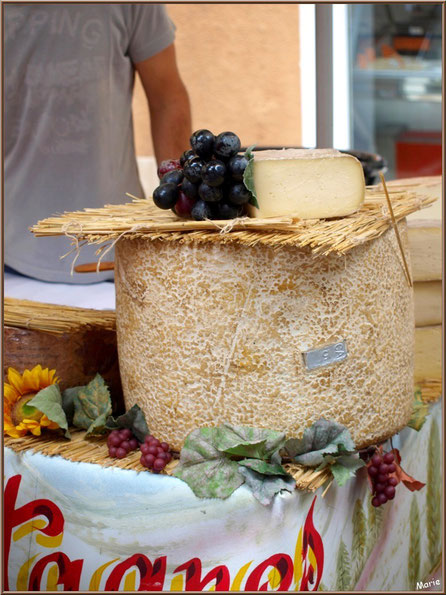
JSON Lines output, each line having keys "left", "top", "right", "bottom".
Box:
{"left": 115, "top": 224, "right": 414, "bottom": 450}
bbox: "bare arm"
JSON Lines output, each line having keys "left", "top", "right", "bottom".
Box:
{"left": 135, "top": 44, "right": 192, "bottom": 165}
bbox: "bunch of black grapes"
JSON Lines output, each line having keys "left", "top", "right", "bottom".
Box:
{"left": 153, "top": 130, "right": 252, "bottom": 220}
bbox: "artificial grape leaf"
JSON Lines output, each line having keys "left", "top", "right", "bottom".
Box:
{"left": 61, "top": 386, "right": 83, "bottom": 425}
{"left": 238, "top": 466, "right": 295, "bottom": 506}
{"left": 173, "top": 427, "right": 245, "bottom": 499}
{"left": 284, "top": 419, "right": 355, "bottom": 467}
{"left": 243, "top": 145, "right": 259, "bottom": 209}
{"left": 28, "top": 384, "right": 70, "bottom": 438}
{"left": 320, "top": 455, "right": 365, "bottom": 487}
{"left": 72, "top": 374, "right": 112, "bottom": 435}
{"left": 106, "top": 404, "right": 149, "bottom": 443}
{"left": 214, "top": 423, "right": 285, "bottom": 463}
{"left": 238, "top": 458, "right": 290, "bottom": 476}
{"left": 391, "top": 448, "right": 425, "bottom": 492}
{"left": 408, "top": 389, "right": 429, "bottom": 431}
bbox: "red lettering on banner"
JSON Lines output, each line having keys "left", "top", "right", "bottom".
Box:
{"left": 28, "top": 552, "right": 83, "bottom": 591}
{"left": 299, "top": 497, "right": 324, "bottom": 591}
{"left": 4, "top": 475, "right": 65, "bottom": 591}
{"left": 174, "top": 558, "right": 231, "bottom": 591}
{"left": 245, "top": 553, "right": 294, "bottom": 591}
{"left": 104, "top": 554, "right": 166, "bottom": 591}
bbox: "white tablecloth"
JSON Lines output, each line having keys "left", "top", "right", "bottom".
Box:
{"left": 4, "top": 271, "right": 116, "bottom": 310}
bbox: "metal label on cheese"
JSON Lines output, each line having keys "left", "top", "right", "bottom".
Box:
{"left": 302, "top": 341, "right": 348, "bottom": 371}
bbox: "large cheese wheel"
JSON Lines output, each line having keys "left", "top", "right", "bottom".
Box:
{"left": 115, "top": 223, "right": 414, "bottom": 450}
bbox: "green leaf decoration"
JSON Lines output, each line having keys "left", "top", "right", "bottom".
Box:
{"left": 366, "top": 498, "right": 384, "bottom": 556}
{"left": 352, "top": 499, "right": 367, "bottom": 584}
{"left": 173, "top": 427, "right": 245, "bottom": 499}
{"left": 335, "top": 538, "right": 351, "bottom": 591}
{"left": 427, "top": 418, "right": 441, "bottom": 566}
{"left": 28, "top": 384, "right": 70, "bottom": 438}
{"left": 238, "top": 466, "right": 295, "bottom": 506}
{"left": 106, "top": 404, "right": 149, "bottom": 443}
{"left": 238, "top": 458, "right": 290, "bottom": 476}
{"left": 321, "top": 455, "right": 364, "bottom": 487}
{"left": 408, "top": 389, "right": 429, "bottom": 431}
{"left": 242, "top": 144, "right": 259, "bottom": 208}
{"left": 284, "top": 419, "right": 355, "bottom": 466}
{"left": 408, "top": 496, "right": 421, "bottom": 590}
{"left": 72, "top": 374, "right": 112, "bottom": 435}
{"left": 61, "top": 386, "right": 83, "bottom": 425}
{"left": 214, "top": 423, "right": 285, "bottom": 463}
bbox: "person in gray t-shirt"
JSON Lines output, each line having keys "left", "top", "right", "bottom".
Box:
{"left": 4, "top": 4, "right": 192, "bottom": 283}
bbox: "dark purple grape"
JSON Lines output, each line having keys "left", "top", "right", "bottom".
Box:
{"left": 150, "top": 437, "right": 161, "bottom": 447}
{"left": 378, "top": 493, "right": 388, "bottom": 505}
{"left": 109, "top": 446, "right": 117, "bottom": 457}
{"left": 214, "top": 131, "right": 241, "bottom": 160}
{"left": 377, "top": 474, "right": 388, "bottom": 483}
{"left": 198, "top": 183, "right": 223, "bottom": 203}
{"left": 174, "top": 191, "right": 196, "bottom": 218}
{"left": 184, "top": 157, "right": 205, "bottom": 183}
{"left": 120, "top": 440, "right": 131, "bottom": 452}
{"left": 161, "top": 169, "right": 184, "bottom": 186}
{"left": 191, "top": 200, "right": 213, "bottom": 221}
{"left": 140, "top": 443, "right": 151, "bottom": 455}
{"left": 153, "top": 458, "right": 167, "bottom": 472}
{"left": 180, "top": 177, "right": 199, "bottom": 199}
{"left": 146, "top": 446, "right": 158, "bottom": 456}
{"left": 157, "top": 159, "right": 181, "bottom": 179}
{"left": 378, "top": 463, "right": 389, "bottom": 475}
{"left": 387, "top": 463, "right": 396, "bottom": 473}
{"left": 143, "top": 454, "right": 155, "bottom": 468}
{"left": 190, "top": 129, "right": 215, "bottom": 159}
{"left": 116, "top": 447, "right": 127, "bottom": 459}
{"left": 119, "top": 428, "right": 132, "bottom": 440}
{"left": 180, "top": 149, "right": 195, "bottom": 166}
{"left": 165, "top": 452, "right": 172, "bottom": 463}
{"left": 375, "top": 483, "right": 386, "bottom": 493}
{"left": 156, "top": 451, "right": 168, "bottom": 461}
{"left": 160, "top": 442, "right": 170, "bottom": 452}
{"left": 201, "top": 160, "right": 226, "bottom": 186}
{"left": 371, "top": 496, "right": 380, "bottom": 507}
{"left": 371, "top": 454, "right": 382, "bottom": 466}
{"left": 368, "top": 465, "right": 378, "bottom": 477}
{"left": 129, "top": 438, "right": 138, "bottom": 451}
{"left": 388, "top": 477, "right": 398, "bottom": 487}
{"left": 383, "top": 452, "right": 395, "bottom": 464}
{"left": 215, "top": 201, "right": 242, "bottom": 220}
{"left": 384, "top": 485, "right": 396, "bottom": 499}
{"left": 108, "top": 434, "right": 121, "bottom": 447}
{"left": 153, "top": 183, "right": 178, "bottom": 209}
{"left": 228, "top": 183, "right": 252, "bottom": 205}
{"left": 228, "top": 154, "right": 248, "bottom": 181}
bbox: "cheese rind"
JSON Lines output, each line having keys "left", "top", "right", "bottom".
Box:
{"left": 407, "top": 220, "right": 442, "bottom": 281}
{"left": 414, "top": 281, "right": 442, "bottom": 327}
{"left": 247, "top": 148, "right": 365, "bottom": 219}
{"left": 115, "top": 222, "right": 413, "bottom": 450}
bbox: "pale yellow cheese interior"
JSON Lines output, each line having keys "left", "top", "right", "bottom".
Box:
{"left": 414, "top": 325, "right": 442, "bottom": 383}
{"left": 247, "top": 148, "right": 365, "bottom": 219}
{"left": 414, "top": 281, "right": 442, "bottom": 327}
{"left": 408, "top": 220, "right": 442, "bottom": 281}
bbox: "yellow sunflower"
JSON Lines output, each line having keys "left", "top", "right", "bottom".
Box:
{"left": 4, "top": 365, "right": 60, "bottom": 438}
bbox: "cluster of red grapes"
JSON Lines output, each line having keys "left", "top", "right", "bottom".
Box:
{"left": 367, "top": 451, "right": 398, "bottom": 507}
{"left": 140, "top": 435, "right": 172, "bottom": 473}
{"left": 153, "top": 129, "right": 252, "bottom": 221}
{"left": 107, "top": 428, "right": 138, "bottom": 459}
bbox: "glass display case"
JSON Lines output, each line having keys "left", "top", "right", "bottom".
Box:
{"left": 309, "top": 3, "right": 442, "bottom": 179}
{"left": 349, "top": 3, "right": 442, "bottom": 179}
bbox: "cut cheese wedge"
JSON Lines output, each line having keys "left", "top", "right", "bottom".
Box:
{"left": 247, "top": 148, "right": 365, "bottom": 219}
{"left": 414, "top": 281, "right": 442, "bottom": 327}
